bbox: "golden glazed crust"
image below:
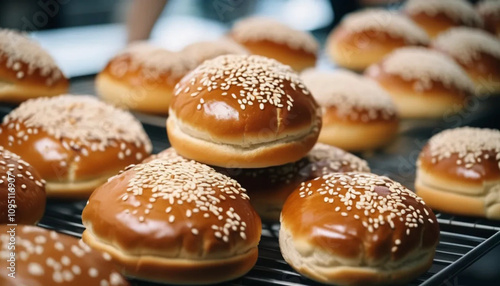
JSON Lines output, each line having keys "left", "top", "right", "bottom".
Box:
{"left": 0, "top": 30, "right": 68, "bottom": 102}
{"left": 145, "top": 144, "right": 370, "bottom": 221}
{"left": 0, "top": 225, "right": 129, "bottom": 286}
{"left": 82, "top": 159, "right": 261, "bottom": 284}
{"left": 96, "top": 43, "right": 193, "bottom": 114}
{"left": 0, "top": 147, "right": 45, "bottom": 225}
{"left": 415, "top": 127, "right": 500, "bottom": 219}
{"left": 229, "top": 17, "right": 318, "bottom": 71}
{"left": 0, "top": 95, "right": 152, "bottom": 198}
{"left": 168, "top": 55, "right": 321, "bottom": 168}
{"left": 280, "top": 172, "right": 439, "bottom": 285}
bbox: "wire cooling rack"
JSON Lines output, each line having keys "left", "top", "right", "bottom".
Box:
{"left": 2, "top": 76, "right": 499, "bottom": 285}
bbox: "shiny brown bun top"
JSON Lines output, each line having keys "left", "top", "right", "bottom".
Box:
{"left": 0, "top": 146, "right": 45, "bottom": 225}
{"left": 336, "top": 9, "right": 429, "bottom": 45}
{"left": 100, "top": 43, "right": 194, "bottom": 89}
{"left": 431, "top": 27, "right": 500, "bottom": 94}
{"left": 230, "top": 18, "right": 318, "bottom": 54}
{"left": 229, "top": 17, "right": 318, "bottom": 71}
{"left": 169, "top": 54, "right": 321, "bottom": 145}
{"left": 0, "top": 225, "right": 129, "bottom": 286}
{"left": 0, "top": 29, "right": 66, "bottom": 85}
{"left": 301, "top": 69, "right": 397, "bottom": 123}
{"left": 282, "top": 172, "right": 439, "bottom": 262}
{"left": 0, "top": 95, "right": 152, "bottom": 183}
{"left": 418, "top": 127, "right": 500, "bottom": 185}
{"left": 477, "top": 0, "right": 500, "bottom": 36}
{"left": 404, "top": 0, "right": 483, "bottom": 37}
{"left": 181, "top": 39, "right": 249, "bottom": 68}
{"left": 82, "top": 158, "right": 261, "bottom": 259}
{"left": 365, "top": 47, "right": 475, "bottom": 95}
{"left": 0, "top": 30, "right": 68, "bottom": 96}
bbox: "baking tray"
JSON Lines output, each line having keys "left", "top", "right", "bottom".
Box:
{"left": 2, "top": 76, "right": 500, "bottom": 286}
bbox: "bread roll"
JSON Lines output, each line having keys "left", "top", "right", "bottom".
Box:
{"left": 167, "top": 55, "right": 321, "bottom": 168}
{"left": 96, "top": 43, "right": 193, "bottom": 114}
{"left": 0, "top": 29, "right": 68, "bottom": 102}
{"left": 0, "top": 225, "right": 129, "bottom": 286}
{"left": 0, "top": 95, "right": 152, "bottom": 198}
{"left": 229, "top": 17, "right": 318, "bottom": 72}
{"left": 477, "top": 0, "right": 500, "bottom": 37}
{"left": 280, "top": 172, "right": 439, "bottom": 285}
{"left": 416, "top": 127, "right": 500, "bottom": 219}
{"left": 302, "top": 69, "right": 398, "bottom": 151}
{"left": 146, "top": 144, "right": 370, "bottom": 221}
{"left": 0, "top": 146, "right": 45, "bottom": 225}
{"left": 326, "top": 9, "right": 429, "bottom": 71}
{"left": 82, "top": 158, "right": 261, "bottom": 284}
{"left": 404, "top": 0, "right": 483, "bottom": 38}
{"left": 365, "top": 47, "right": 475, "bottom": 118}
{"left": 431, "top": 27, "right": 500, "bottom": 95}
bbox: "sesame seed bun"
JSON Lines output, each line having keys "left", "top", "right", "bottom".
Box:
{"left": 365, "top": 47, "right": 474, "bottom": 119}
{"left": 0, "top": 147, "right": 45, "bottom": 225}
{"left": 477, "top": 0, "right": 500, "bottom": 37}
{"left": 0, "top": 225, "right": 129, "bottom": 286}
{"left": 301, "top": 69, "right": 399, "bottom": 151}
{"left": 0, "top": 29, "right": 69, "bottom": 103}
{"left": 280, "top": 172, "right": 439, "bottom": 285}
{"left": 404, "top": 0, "right": 483, "bottom": 38}
{"left": 145, "top": 144, "right": 370, "bottom": 221}
{"left": 326, "top": 9, "right": 429, "bottom": 71}
{"left": 0, "top": 95, "right": 152, "bottom": 198}
{"left": 167, "top": 55, "right": 321, "bottom": 168}
{"left": 96, "top": 43, "right": 194, "bottom": 114}
{"left": 82, "top": 158, "right": 261, "bottom": 284}
{"left": 229, "top": 17, "right": 318, "bottom": 72}
{"left": 415, "top": 127, "right": 500, "bottom": 219}
{"left": 431, "top": 27, "right": 500, "bottom": 95}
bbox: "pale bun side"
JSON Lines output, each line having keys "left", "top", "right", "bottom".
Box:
{"left": 167, "top": 113, "right": 319, "bottom": 168}
{"left": 279, "top": 226, "right": 435, "bottom": 286}
{"left": 318, "top": 119, "right": 398, "bottom": 152}
{"left": 326, "top": 27, "right": 408, "bottom": 71}
{"left": 83, "top": 231, "right": 258, "bottom": 285}
{"left": 415, "top": 170, "right": 500, "bottom": 219}
{"left": 96, "top": 71, "right": 174, "bottom": 114}
{"left": 0, "top": 29, "right": 69, "bottom": 103}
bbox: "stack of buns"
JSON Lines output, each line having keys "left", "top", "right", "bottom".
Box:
{"left": 145, "top": 144, "right": 370, "bottom": 221}
{"left": 0, "top": 29, "right": 68, "bottom": 102}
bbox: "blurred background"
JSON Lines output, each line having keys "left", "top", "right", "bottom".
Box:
{"left": 0, "top": 0, "right": 498, "bottom": 285}
{"left": 0, "top": 0, "right": 392, "bottom": 77}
